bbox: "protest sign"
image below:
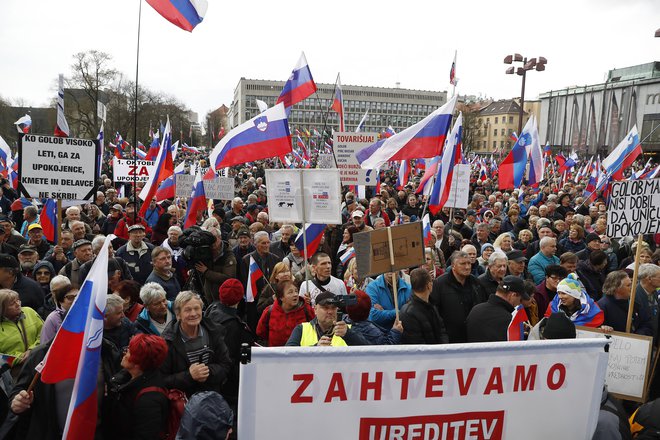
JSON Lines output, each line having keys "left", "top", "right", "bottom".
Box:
{"left": 353, "top": 222, "right": 425, "bottom": 279}
{"left": 607, "top": 180, "right": 660, "bottom": 238}
{"left": 576, "top": 326, "right": 653, "bottom": 402}
{"left": 317, "top": 153, "right": 335, "bottom": 169}
{"left": 444, "top": 164, "right": 470, "bottom": 209}
{"left": 112, "top": 158, "right": 156, "bottom": 183}
{"left": 203, "top": 177, "right": 234, "bottom": 200}
{"left": 18, "top": 134, "right": 98, "bottom": 200}
{"left": 333, "top": 132, "right": 378, "bottom": 186}
{"left": 175, "top": 174, "right": 195, "bottom": 198}
{"left": 265, "top": 169, "right": 342, "bottom": 224}
{"left": 239, "top": 340, "right": 609, "bottom": 439}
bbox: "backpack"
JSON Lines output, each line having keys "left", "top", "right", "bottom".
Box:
{"left": 135, "top": 386, "right": 188, "bottom": 439}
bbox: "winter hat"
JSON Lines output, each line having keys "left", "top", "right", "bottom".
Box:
{"left": 218, "top": 278, "right": 244, "bottom": 306}
{"left": 541, "top": 312, "right": 576, "bottom": 339}
{"left": 33, "top": 260, "right": 56, "bottom": 277}
{"left": 481, "top": 243, "right": 495, "bottom": 254}
{"left": 556, "top": 273, "right": 585, "bottom": 300}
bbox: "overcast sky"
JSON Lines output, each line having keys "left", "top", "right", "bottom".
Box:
{"left": 1, "top": 0, "right": 658, "bottom": 123}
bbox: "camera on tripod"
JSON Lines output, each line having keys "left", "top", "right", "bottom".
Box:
{"left": 181, "top": 226, "right": 216, "bottom": 266}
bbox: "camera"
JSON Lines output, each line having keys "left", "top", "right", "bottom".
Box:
{"left": 181, "top": 226, "right": 216, "bottom": 265}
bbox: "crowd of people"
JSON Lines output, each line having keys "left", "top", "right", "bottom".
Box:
{"left": 0, "top": 154, "right": 658, "bottom": 438}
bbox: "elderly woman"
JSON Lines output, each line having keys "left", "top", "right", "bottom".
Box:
{"left": 544, "top": 274, "right": 604, "bottom": 328}
{"left": 257, "top": 261, "right": 293, "bottom": 317}
{"left": 477, "top": 243, "right": 495, "bottom": 271}
{"left": 559, "top": 224, "right": 586, "bottom": 254}
{"left": 33, "top": 261, "right": 56, "bottom": 303}
{"left": 0, "top": 289, "right": 43, "bottom": 367}
{"left": 597, "top": 271, "right": 653, "bottom": 335}
{"left": 41, "top": 279, "right": 78, "bottom": 343}
{"left": 493, "top": 233, "right": 514, "bottom": 253}
{"left": 108, "top": 334, "right": 170, "bottom": 439}
{"left": 423, "top": 247, "right": 443, "bottom": 280}
{"left": 136, "top": 282, "right": 175, "bottom": 336}
{"left": 160, "top": 291, "right": 232, "bottom": 396}
{"left": 114, "top": 279, "right": 144, "bottom": 322}
{"left": 513, "top": 229, "right": 534, "bottom": 255}
{"left": 343, "top": 258, "right": 373, "bottom": 292}
{"left": 257, "top": 280, "right": 314, "bottom": 347}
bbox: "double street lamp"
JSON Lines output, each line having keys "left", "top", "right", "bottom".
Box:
{"left": 504, "top": 54, "right": 547, "bottom": 135}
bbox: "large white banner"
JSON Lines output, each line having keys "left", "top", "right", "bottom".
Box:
{"left": 607, "top": 180, "right": 660, "bottom": 238}
{"left": 239, "top": 340, "right": 609, "bottom": 440}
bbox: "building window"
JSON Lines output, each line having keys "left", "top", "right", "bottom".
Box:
{"left": 500, "top": 141, "right": 504, "bottom": 148}
{"left": 493, "top": 141, "right": 497, "bottom": 149}
{"left": 486, "top": 118, "right": 490, "bottom": 124}
{"left": 494, "top": 129, "right": 498, "bottom": 136}
{"left": 495, "top": 117, "right": 498, "bottom": 124}
{"left": 509, "top": 116, "right": 514, "bottom": 123}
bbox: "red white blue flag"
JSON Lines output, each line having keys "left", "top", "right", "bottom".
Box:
{"left": 276, "top": 52, "right": 317, "bottom": 110}
{"left": 601, "top": 125, "right": 643, "bottom": 181}
{"left": 146, "top": 0, "right": 208, "bottom": 32}
{"left": 39, "top": 198, "right": 58, "bottom": 244}
{"left": 331, "top": 74, "right": 345, "bottom": 132}
{"left": 155, "top": 161, "right": 185, "bottom": 201}
{"left": 449, "top": 50, "right": 458, "bottom": 86}
{"left": 14, "top": 115, "right": 31, "bottom": 134}
{"left": 54, "top": 74, "right": 70, "bottom": 138}
{"left": 294, "top": 223, "right": 326, "bottom": 257}
{"left": 499, "top": 115, "right": 533, "bottom": 190}
{"left": 507, "top": 304, "right": 529, "bottom": 341}
{"left": 139, "top": 117, "right": 174, "bottom": 216}
{"left": 429, "top": 112, "right": 463, "bottom": 215}
{"left": 40, "top": 235, "right": 111, "bottom": 439}
{"left": 422, "top": 214, "right": 432, "bottom": 246}
{"left": 246, "top": 256, "right": 263, "bottom": 303}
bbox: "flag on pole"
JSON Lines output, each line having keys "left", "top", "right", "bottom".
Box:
{"left": 523, "top": 116, "right": 542, "bottom": 187}
{"left": 146, "top": 0, "right": 208, "bottom": 32}
{"left": 256, "top": 99, "right": 268, "bottom": 113}
{"left": 422, "top": 214, "right": 432, "bottom": 246}
{"left": 396, "top": 160, "right": 410, "bottom": 190}
{"left": 40, "top": 235, "right": 112, "bottom": 439}
{"left": 146, "top": 130, "right": 160, "bottom": 160}
{"left": 355, "top": 110, "right": 369, "bottom": 132}
{"left": 331, "top": 74, "right": 345, "bottom": 132}
{"left": 601, "top": 125, "right": 643, "bottom": 181}
{"left": 155, "top": 162, "right": 185, "bottom": 201}
{"left": 507, "top": 304, "right": 529, "bottom": 341}
{"left": 14, "top": 115, "right": 31, "bottom": 134}
{"left": 429, "top": 112, "right": 463, "bottom": 215}
{"left": 39, "top": 198, "right": 58, "bottom": 244}
{"left": 139, "top": 117, "right": 174, "bottom": 216}
{"left": 183, "top": 171, "right": 208, "bottom": 228}
{"left": 0, "top": 135, "right": 12, "bottom": 171}
{"left": 499, "top": 115, "right": 534, "bottom": 190}
{"left": 96, "top": 123, "right": 104, "bottom": 177}
{"left": 357, "top": 96, "right": 457, "bottom": 170}
{"left": 339, "top": 246, "right": 356, "bottom": 265}
{"left": 209, "top": 103, "right": 292, "bottom": 170}
{"left": 294, "top": 223, "right": 326, "bottom": 257}
{"left": 276, "top": 52, "right": 317, "bottom": 110}
{"left": 54, "top": 74, "right": 70, "bottom": 137}
{"left": 416, "top": 156, "right": 440, "bottom": 195}
{"left": 449, "top": 50, "right": 458, "bottom": 86}
{"left": 246, "top": 256, "right": 263, "bottom": 303}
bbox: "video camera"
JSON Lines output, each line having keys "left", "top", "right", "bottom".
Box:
{"left": 180, "top": 226, "right": 215, "bottom": 265}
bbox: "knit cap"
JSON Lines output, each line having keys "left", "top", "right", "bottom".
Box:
{"left": 556, "top": 273, "right": 585, "bottom": 300}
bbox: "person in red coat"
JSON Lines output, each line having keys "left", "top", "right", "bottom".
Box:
{"left": 257, "top": 280, "right": 314, "bottom": 347}
{"left": 114, "top": 200, "right": 152, "bottom": 241}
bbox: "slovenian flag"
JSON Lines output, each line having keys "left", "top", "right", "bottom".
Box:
{"left": 416, "top": 156, "right": 440, "bottom": 195}
{"left": 139, "top": 117, "right": 174, "bottom": 216}
{"left": 601, "top": 125, "right": 643, "bottom": 181}
{"left": 209, "top": 103, "right": 292, "bottom": 170}
{"left": 429, "top": 112, "right": 463, "bottom": 215}
{"left": 276, "top": 52, "right": 317, "bottom": 110}
{"left": 357, "top": 96, "right": 456, "bottom": 170}
{"left": 295, "top": 223, "right": 326, "bottom": 258}
{"left": 246, "top": 256, "right": 263, "bottom": 303}
{"left": 340, "top": 247, "right": 356, "bottom": 266}
{"left": 14, "top": 115, "right": 32, "bottom": 134}
{"left": 422, "top": 214, "right": 432, "bottom": 246}
{"left": 146, "top": 130, "right": 160, "bottom": 160}
{"left": 499, "top": 115, "right": 533, "bottom": 190}
{"left": 146, "top": 0, "right": 208, "bottom": 32}
{"left": 155, "top": 161, "right": 185, "bottom": 201}
{"left": 39, "top": 198, "right": 58, "bottom": 244}
{"left": 183, "top": 171, "right": 208, "bottom": 228}
{"left": 40, "top": 235, "right": 112, "bottom": 439}
{"left": 507, "top": 304, "right": 529, "bottom": 341}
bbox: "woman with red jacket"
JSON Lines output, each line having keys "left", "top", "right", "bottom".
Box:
{"left": 257, "top": 280, "right": 314, "bottom": 347}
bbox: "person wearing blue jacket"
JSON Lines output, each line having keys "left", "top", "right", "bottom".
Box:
{"left": 366, "top": 272, "right": 412, "bottom": 329}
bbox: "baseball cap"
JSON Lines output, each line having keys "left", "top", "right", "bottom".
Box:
{"left": 585, "top": 233, "right": 601, "bottom": 244}
{"left": 0, "top": 254, "right": 19, "bottom": 269}
{"left": 237, "top": 229, "right": 250, "bottom": 238}
{"left": 467, "top": 210, "right": 477, "bottom": 217}
{"left": 316, "top": 291, "right": 339, "bottom": 306}
{"left": 28, "top": 223, "right": 43, "bottom": 232}
{"left": 127, "top": 224, "right": 146, "bottom": 232}
{"left": 352, "top": 210, "right": 364, "bottom": 218}
{"left": 499, "top": 275, "right": 529, "bottom": 299}
{"left": 110, "top": 204, "right": 123, "bottom": 211}
{"left": 453, "top": 211, "right": 465, "bottom": 220}
{"left": 18, "top": 244, "right": 38, "bottom": 255}
{"left": 506, "top": 250, "right": 527, "bottom": 262}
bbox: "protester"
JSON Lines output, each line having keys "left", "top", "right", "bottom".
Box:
{"left": 545, "top": 273, "right": 604, "bottom": 327}
{"left": 145, "top": 246, "right": 181, "bottom": 300}
{"left": 257, "top": 280, "right": 314, "bottom": 347}
{"left": 136, "top": 282, "right": 175, "bottom": 336}
{"left": 598, "top": 270, "right": 653, "bottom": 335}
{"left": 0, "top": 289, "right": 42, "bottom": 368}
{"left": 344, "top": 289, "right": 402, "bottom": 345}
{"left": 40, "top": 282, "right": 77, "bottom": 343}
{"left": 366, "top": 271, "right": 412, "bottom": 329}
{"left": 113, "top": 279, "right": 144, "bottom": 322}
{"left": 400, "top": 268, "right": 448, "bottom": 344}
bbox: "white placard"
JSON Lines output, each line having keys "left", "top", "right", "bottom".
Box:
{"left": 265, "top": 169, "right": 342, "bottom": 225}
{"left": 317, "top": 153, "right": 335, "bottom": 169}
{"left": 333, "top": 132, "right": 378, "bottom": 186}
{"left": 239, "top": 340, "right": 609, "bottom": 440}
{"left": 112, "top": 158, "right": 156, "bottom": 183}
{"left": 576, "top": 326, "right": 653, "bottom": 401}
{"left": 175, "top": 174, "right": 195, "bottom": 198}
{"left": 19, "top": 134, "right": 97, "bottom": 200}
{"left": 97, "top": 101, "right": 107, "bottom": 122}
{"left": 444, "top": 163, "right": 471, "bottom": 209}
{"left": 607, "top": 180, "right": 660, "bottom": 238}
{"left": 203, "top": 177, "right": 235, "bottom": 200}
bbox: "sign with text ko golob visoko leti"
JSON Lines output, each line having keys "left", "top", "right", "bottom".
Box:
{"left": 265, "top": 169, "right": 342, "bottom": 225}
{"left": 239, "top": 340, "right": 609, "bottom": 440}
{"left": 112, "top": 158, "right": 156, "bottom": 183}
{"left": 607, "top": 179, "right": 660, "bottom": 238}
{"left": 19, "top": 134, "right": 99, "bottom": 200}
{"left": 333, "top": 132, "right": 379, "bottom": 186}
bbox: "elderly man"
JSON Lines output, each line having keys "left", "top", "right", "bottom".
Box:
{"left": 506, "top": 249, "right": 530, "bottom": 280}
{"left": 58, "top": 239, "right": 93, "bottom": 286}
{"left": 365, "top": 198, "right": 390, "bottom": 228}
{"left": 101, "top": 203, "right": 123, "bottom": 236}
{"left": 478, "top": 251, "right": 509, "bottom": 298}
{"left": 0, "top": 254, "right": 44, "bottom": 315}
{"left": 69, "top": 220, "right": 94, "bottom": 243}
{"left": 44, "top": 229, "right": 75, "bottom": 272}
{"left": 226, "top": 197, "right": 245, "bottom": 222}
{"left": 525, "top": 225, "right": 556, "bottom": 258}
{"left": 196, "top": 228, "right": 237, "bottom": 305}
{"left": 19, "top": 206, "right": 39, "bottom": 238}
{"left": 232, "top": 229, "right": 254, "bottom": 263}
{"left": 431, "top": 251, "right": 487, "bottom": 343}
{"left": 285, "top": 291, "right": 367, "bottom": 346}
{"left": 26, "top": 224, "right": 51, "bottom": 259}
{"left": 269, "top": 224, "right": 293, "bottom": 261}
{"left": 161, "top": 225, "right": 186, "bottom": 287}
{"left": 115, "top": 224, "right": 154, "bottom": 285}
{"left": 114, "top": 199, "right": 151, "bottom": 242}
{"left": 471, "top": 222, "right": 491, "bottom": 256}
{"left": 136, "top": 282, "right": 175, "bottom": 335}
{"left": 240, "top": 231, "right": 278, "bottom": 327}
{"left": 451, "top": 212, "right": 473, "bottom": 240}
{"left": 576, "top": 233, "right": 603, "bottom": 261}
{"left": 103, "top": 293, "right": 138, "bottom": 352}
{"left": 350, "top": 209, "right": 372, "bottom": 232}
{"left": 432, "top": 220, "right": 452, "bottom": 262}
{"left": 145, "top": 246, "right": 181, "bottom": 300}
{"left": 17, "top": 245, "right": 39, "bottom": 278}
{"left": 400, "top": 268, "right": 449, "bottom": 344}
{"left": 637, "top": 264, "right": 660, "bottom": 340}
{"left": 457, "top": 244, "right": 485, "bottom": 277}
{"left": 528, "top": 237, "right": 560, "bottom": 285}
{"left": 0, "top": 215, "right": 26, "bottom": 251}
{"left": 467, "top": 276, "right": 529, "bottom": 342}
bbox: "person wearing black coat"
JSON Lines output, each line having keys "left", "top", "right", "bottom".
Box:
{"left": 466, "top": 276, "right": 529, "bottom": 343}
{"left": 160, "top": 293, "right": 232, "bottom": 398}
{"left": 430, "top": 251, "right": 487, "bottom": 343}
{"left": 0, "top": 256, "right": 45, "bottom": 317}
{"left": 576, "top": 251, "right": 609, "bottom": 300}
{"left": 400, "top": 268, "right": 449, "bottom": 344}
{"left": 597, "top": 271, "right": 653, "bottom": 336}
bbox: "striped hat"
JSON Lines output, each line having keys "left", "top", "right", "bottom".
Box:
{"left": 557, "top": 273, "right": 585, "bottom": 300}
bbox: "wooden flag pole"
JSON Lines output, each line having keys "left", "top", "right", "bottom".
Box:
{"left": 625, "top": 234, "right": 644, "bottom": 333}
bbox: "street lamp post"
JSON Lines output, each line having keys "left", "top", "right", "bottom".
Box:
{"left": 504, "top": 54, "right": 547, "bottom": 135}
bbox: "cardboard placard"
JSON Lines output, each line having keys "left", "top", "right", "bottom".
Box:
{"left": 175, "top": 174, "right": 195, "bottom": 198}
{"left": 576, "top": 326, "right": 653, "bottom": 402}
{"left": 353, "top": 222, "right": 425, "bottom": 279}
{"left": 203, "top": 177, "right": 235, "bottom": 200}
{"left": 607, "top": 180, "right": 660, "bottom": 238}
{"left": 18, "top": 134, "right": 98, "bottom": 201}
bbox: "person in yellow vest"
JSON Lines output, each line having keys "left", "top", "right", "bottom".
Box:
{"left": 285, "top": 291, "right": 368, "bottom": 346}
